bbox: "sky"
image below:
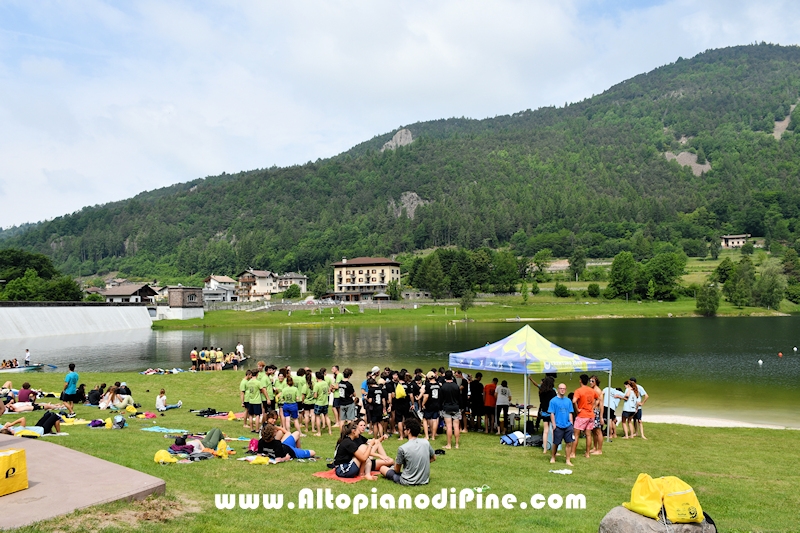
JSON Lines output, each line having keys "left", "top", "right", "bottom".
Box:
{"left": 1, "top": 0, "right": 800, "bottom": 228}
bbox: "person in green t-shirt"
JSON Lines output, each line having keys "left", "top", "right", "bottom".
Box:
{"left": 243, "top": 370, "right": 267, "bottom": 433}
{"left": 312, "top": 371, "right": 332, "bottom": 436}
{"left": 277, "top": 376, "right": 302, "bottom": 434}
{"left": 296, "top": 368, "right": 313, "bottom": 433}
{"left": 239, "top": 371, "right": 251, "bottom": 430}
{"left": 330, "top": 365, "right": 344, "bottom": 428}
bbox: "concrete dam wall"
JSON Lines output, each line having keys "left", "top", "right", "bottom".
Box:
{"left": 0, "top": 303, "right": 152, "bottom": 340}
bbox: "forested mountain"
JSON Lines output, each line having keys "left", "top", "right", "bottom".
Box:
{"left": 5, "top": 43, "right": 800, "bottom": 283}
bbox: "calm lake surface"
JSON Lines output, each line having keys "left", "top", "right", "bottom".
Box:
{"left": 3, "top": 317, "right": 799, "bottom": 426}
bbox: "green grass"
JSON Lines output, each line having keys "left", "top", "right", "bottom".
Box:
{"left": 7, "top": 372, "right": 800, "bottom": 532}
{"left": 153, "top": 296, "right": 793, "bottom": 331}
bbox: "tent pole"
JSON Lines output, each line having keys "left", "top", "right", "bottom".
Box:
{"left": 605, "top": 368, "right": 612, "bottom": 442}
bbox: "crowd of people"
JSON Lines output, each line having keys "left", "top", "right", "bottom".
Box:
{"left": 190, "top": 342, "right": 245, "bottom": 371}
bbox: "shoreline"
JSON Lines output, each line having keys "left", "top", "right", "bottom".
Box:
{"left": 645, "top": 414, "right": 798, "bottom": 430}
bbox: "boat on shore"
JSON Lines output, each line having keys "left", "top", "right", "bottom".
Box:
{"left": 0, "top": 363, "right": 45, "bottom": 373}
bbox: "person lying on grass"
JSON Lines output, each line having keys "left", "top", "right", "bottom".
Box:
{"left": 0, "top": 411, "right": 63, "bottom": 435}
{"left": 257, "top": 423, "right": 316, "bottom": 462}
{"left": 1, "top": 400, "right": 65, "bottom": 414}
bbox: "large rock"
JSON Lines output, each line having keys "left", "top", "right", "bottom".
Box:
{"left": 381, "top": 128, "right": 413, "bottom": 151}
{"left": 599, "top": 506, "right": 716, "bottom": 533}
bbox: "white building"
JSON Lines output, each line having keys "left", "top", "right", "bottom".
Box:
{"left": 203, "top": 275, "right": 238, "bottom": 302}
{"left": 236, "top": 269, "right": 308, "bottom": 301}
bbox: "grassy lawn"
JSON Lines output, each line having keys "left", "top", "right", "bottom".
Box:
{"left": 6, "top": 372, "right": 800, "bottom": 533}
{"left": 153, "top": 296, "right": 795, "bottom": 331}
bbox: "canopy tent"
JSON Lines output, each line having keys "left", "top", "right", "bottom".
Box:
{"left": 448, "top": 324, "right": 613, "bottom": 442}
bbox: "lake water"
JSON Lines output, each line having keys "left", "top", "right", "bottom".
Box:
{"left": 2, "top": 317, "right": 799, "bottom": 426}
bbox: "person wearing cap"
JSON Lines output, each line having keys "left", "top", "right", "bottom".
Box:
{"left": 118, "top": 382, "right": 132, "bottom": 396}
{"left": 630, "top": 377, "right": 649, "bottom": 439}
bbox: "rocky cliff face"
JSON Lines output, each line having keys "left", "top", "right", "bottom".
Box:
{"left": 381, "top": 128, "right": 413, "bottom": 151}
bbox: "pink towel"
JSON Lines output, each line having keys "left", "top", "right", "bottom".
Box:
{"left": 313, "top": 469, "right": 365, "bottom": 483}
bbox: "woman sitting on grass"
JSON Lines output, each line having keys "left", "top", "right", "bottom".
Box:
{"left": 332, "top": 420, "right": 393, "bottom": 480}
{"left": 155, "top": 389, "right": 182, "bottom": 411}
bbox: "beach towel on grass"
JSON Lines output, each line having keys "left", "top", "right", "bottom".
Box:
{"left": 208, "top": 411, "right": 245, "bottom": 420}
{"left": 313, "top": 469, "right": 365, "bottom": 484}
{"left": 141, "top": 426, "right": 188, "bottom": 433}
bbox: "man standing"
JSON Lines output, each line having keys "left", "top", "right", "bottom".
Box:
{"left": 469, "top": 372, "right": 484, "bottom": 431}
{"left": 572, "top": 374, "right": 600, "bottom": 459}
{"left": 439, "top": 370, "right": 461, "bottom": 450}
{"left": 549, "top": 383, "right": 575, "bottom": 466}
{"left": 379, "top": 417, "right": 435, "bottom": 485}
{"left": 24, "top": 349, "right": 31, "bottom": 366}
{"left": 62, "top": 363, "right": 79, "bottom": 417}
{"left": 630, "top": 377, "right": 649, "bottom": 439}
{"left": 483, "top": 377, "right": 498, "bottom": 434}
{"left": 338, "top": 368, "right": 357, "bottom": 423}
{"left": 420, "top": 372, "right": 441, "bottom": 441}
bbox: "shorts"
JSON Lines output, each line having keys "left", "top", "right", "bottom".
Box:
{"left": 247, "top": 403, "right": 263, "bottom": 416}
{"left": 369, "top": 406, "right": 383, "bottom": 423}
{"left": 635, "top": 409, "right": 642, "bottom": 421}
{"left": 333, "top": 398, "right": 341, "bottom": 408}
{"left": 470, "top": 404, "right": 484, "bottom": 416}
{"left": 621, "top": 411, "right": 635, "bottom": 420}
{"left": 335, "top": 460, "right": 360, "bottom": 478}
{"left": 423, "top": 410, "right": 440, "bottom": 420}
{"left": 593, "top": 409, "right": 602, "bottom": 427}
{"left": 574, "top": 416, "right": 594, "bottom": 432}
{"left": 314, "top": 404, "right": 329, "bottom": 416}
{"left": 340, "top": 403, "right": 357, "bottom": 421}
{"left": 62, "top": 393, "right": 79, "bottom": 403}
{"left": 302, "top": 402, "right": 315, "bottom": 412}
{"left": 441, "top": 410, "right": 461, "bottom": 421}
{"left": 283, "top": 435, "right": 311, "bottom": 459}
{"left": 603, "top": 407, "right": 616, "bottom": 422}
{"left": 553, "top": 425, "right": 575, "bottom": 446}
{"left": 395, "top": 406, "right": 411, "bottom": 422}
{"left": 36, "top": 411, "right": 62, "bottom": 434}
{"left": 384, "top": 468, "right": 410, "bottom": 485}
{"left": 282, "top": 403, "right": 299, "bottom": 420}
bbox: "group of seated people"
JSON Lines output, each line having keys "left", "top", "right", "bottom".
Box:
{"left": 86, "top": 381, "right": 137, "bottom": 410}
{"left": 0, "top": 381, "right": 67, "bottom": 415}
{"left": 1, "top": 359, "right": 21, "bottom": 368}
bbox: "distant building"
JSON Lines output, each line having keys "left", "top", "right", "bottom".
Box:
{"left": 155, "top": 286, "right": 204, "bottom": 320}
{"left": 203, "top": 275, "right": 238, "bottom": 302}
{"left": 332, "top": 257, "right": 401, "bottom": 302}
{"left": 236, "top": 269, "right": 308, "bottom": 301}
{"left": 104, "top": 277, "right": 128, "bottom": 289}
{"left": 721, "top": 234, "right": 751, "bottom": 248}
{"left": 101, "top": 283, "right": 158, "bottom": 303}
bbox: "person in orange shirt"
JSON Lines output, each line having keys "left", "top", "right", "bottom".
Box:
{"left": 571, "top": 374, "right": 600, "bottom": 459}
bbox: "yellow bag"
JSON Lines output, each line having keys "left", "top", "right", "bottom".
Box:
{"left": 657, "top": 476, "right": 703, "bottom": 523}
{"left": 216, "top": 440, "right": 229, "bottom": 459}
{"left": 154, "top": 450, "right": 177, "bottom": 463}
{"left": 623, "top": 473, "right": 663, "bottom": 519}
{"left": 104, "top": 417, "right": 112, "bottom": 429}
{"left": 227, "top": 411, "right": 236, "bottom": 421}
{"left": 0, "top": 449, "right": 29, "bottom": 496}
{"left": 395, "top": 383, "right": 406, "bottom": 400}
{"left": 126, "top": 405, "right": 137, "bottom": 414}
{"left": 251, "top": 455, "right": 272, "bottom": 465}
{"left": 14, "top": 430, "right": 40, "bottom": 438}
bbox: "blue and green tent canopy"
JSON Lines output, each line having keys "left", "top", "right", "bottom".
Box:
{"left": 448, "top": 324, "right": 611, "bottom": 375}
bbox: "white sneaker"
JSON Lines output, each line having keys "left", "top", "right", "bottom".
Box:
{"left": 177, "top": 400, "right": 183, "bottom": 408}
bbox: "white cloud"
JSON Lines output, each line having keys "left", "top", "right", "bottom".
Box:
{"left": 1, "top": 0, "right": 800, "bottom": 227}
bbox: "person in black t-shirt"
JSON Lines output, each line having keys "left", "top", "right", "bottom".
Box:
{"left": 366, "top": 378, "right": 385, "bottom": 438}
{"left": 420, "top": 372, "right": 441, "bottom": 440}
{"left": 439, "top": 370, "right": 462, "bottom": 450}
{"left": 469, "top": 372, "right": 485, "bottom": 431}
{"left": 333, "top": 420, "right": 393, "bottom": 479}
{"left": 338, "top": 368, "right": 357, "bottom": 422}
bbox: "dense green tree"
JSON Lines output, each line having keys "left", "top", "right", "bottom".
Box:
{"left": 696, "top": 282, "right": 720, "bottom": 316}
{"left": 283, "top": 284, "right": 301, "bottom": 299}
{"left": 532, "top": 249, "right": 552, "bottom": 282}
{"left": 0, "top": 249, "right": 60, "bottom": 282}
{"left": 568, "top": 247, "right": 587, "bottom": 281}
{"left": 491, "top": 251, "right": 519, "bottom": 293}
{"left": 741, "top": 242, "right": 755, "bottom": 255}
{"left": 387, "top": 279, "right": 402, "bottom": 300}
{"left": 459, "top": 290, "right": 474, "bottom": 314}
{"left": 520, "top": 281, "right": 528, "bottom": 304}
{"left": 422, "top": 254, "right": 446, "bottom": 300}
{"left": 587, "top": 283, "right": 600, "bottom": 298}
{"left": 643, "top": 252, "right": 687, "bottom": 300}
{"left": 553, "top": 282, "right": 570, "bottom": 298}
{"left": 608, "top": 251, "right": 636, "bottom": 299}
{"left": 753, "top": 259, "right": 787, "bottom": 309}
{"left": 712, "top": 257, "right": 736, "bottom": 284}
{"left": 311, "top": 274, "right": 329, "bottom": 299}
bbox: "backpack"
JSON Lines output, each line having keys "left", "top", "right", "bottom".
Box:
{"left": 624, "top": 473, "right": 704, "bottom": 524}
{"left": 395, "top": 383, "right": 407, "bottom": 400}
{"left": 112, "top": 415, "right": 126, "bottom": 429}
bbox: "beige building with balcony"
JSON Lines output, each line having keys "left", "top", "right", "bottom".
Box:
{"left": 236, "top": 269, "right": 308, "bottom": 301}
{"left": 332, "top": 257, "right": 401, "bottom": 301}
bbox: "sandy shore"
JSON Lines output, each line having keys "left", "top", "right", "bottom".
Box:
{"left": 646, "top": 414, "right": 797, "bottom": 430}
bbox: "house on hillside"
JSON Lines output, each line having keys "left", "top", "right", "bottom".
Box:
{"left": 101, "top": 283, "right": 158, "bottom": 303}
{"left": 236, "top": 269, "right": 308, "bottom": 301}
{"left": 203, "top": 275, "right": 238, "bottom": 302}
{"left": 332, "top": 257, "right": 401, "bottom": 302}
{"left": 721, "top": 234, "right": 751, "bottom": 248}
